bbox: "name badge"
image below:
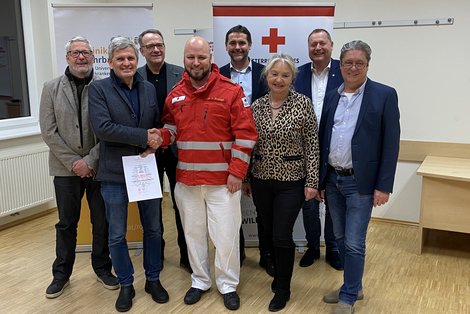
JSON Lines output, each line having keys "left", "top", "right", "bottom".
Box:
{"left": 172, "top": 95, "right": 186, "bottom": 104}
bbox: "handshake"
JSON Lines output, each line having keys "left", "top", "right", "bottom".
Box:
{"left": 140, "top": 128, "right": 164, "bottom": 158}
{"left": 147, "top": 128, "right": 163, "bottom": 149}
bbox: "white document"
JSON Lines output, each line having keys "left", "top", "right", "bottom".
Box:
{"left": 122, "top": 154, "right": 162, "bottom": 202}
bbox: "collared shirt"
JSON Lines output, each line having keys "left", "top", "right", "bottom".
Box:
{"left": 328, "top": 79, "right": 367, "bottom": 169}
{"left": 230, "top": 60, "right": 253, "bottom": 105}
{"left": 310, "top": 60, "right": 331, "bottom": 125}
{"left": 111, "top": 70, "right": 140, "bottom": 121}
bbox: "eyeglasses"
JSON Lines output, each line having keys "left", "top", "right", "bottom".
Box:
{"left": 341, "top": 61, "right": 367, "bottom": 69}
{"left": 67, "top": 50, "right": 93, "bottom": 58}
{"left": 143, "top": 43, "right": 165, "bottom": 51}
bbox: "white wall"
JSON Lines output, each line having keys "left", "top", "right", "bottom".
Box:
{"left": 3, "top": 0, "right": 469, "bottom": 224}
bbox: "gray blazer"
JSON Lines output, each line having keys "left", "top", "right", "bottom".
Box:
{"left": 137, "top": 62, "right": 183, "bottom": 94}
{"left": 39, "top": 74, "right": 100, "bottom": 176}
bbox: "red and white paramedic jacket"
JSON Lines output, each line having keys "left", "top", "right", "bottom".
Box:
{"left": 160, "top": 64, "right": 258, "bottom": 186}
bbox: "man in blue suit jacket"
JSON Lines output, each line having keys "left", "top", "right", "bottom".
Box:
{"left": 219, "top": 25, "right": 271, "bottom": 275}
{"left": 89, "top": 37, "right": 169, "bottom": 312}
{"left": 137, "top": 29, "right": 189, "bottom": 273}
{"left": 219, "top": 25, "right": 267, "bottom": 105}
{"left": 294, "top": 29, "right": 343, "bottom": 270}
{"left": 318, "top": 40, "right": 400, "bottom": 314}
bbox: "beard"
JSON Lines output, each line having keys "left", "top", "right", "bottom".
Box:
{"left": 185, "top": 66, "right": 210, "bottom": 82}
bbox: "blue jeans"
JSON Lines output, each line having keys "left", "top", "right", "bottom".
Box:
{"left": 101, "top": 182, "right": 162, "bottom": 286}
{"left": 325, "top": 170, "right": 373, "bottom": 305}
{"left": 301, "top": 198, "right": 338, "bottom": 252}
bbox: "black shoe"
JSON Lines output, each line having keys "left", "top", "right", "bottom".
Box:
{"left": 259, "top": 256, "right": 275, "bottom": 277}
{"left": 326, "top": 250, "right": 343, "bottom": 271}
{"left": 223, "top": 291, "right": 240, "bottom": 310}
{"left": 45, "top": 279, "right": 69, "bottom": 299}
{"left": 268, "top": 289, "right": 290, "bottom": 312}
{"left": 271, "top": 278, "right": 277, "bottom": 293}
{"left": 97, "top": 272, "right": 119, "bottom": 290}
{"left": 180, "top": 260, "right": 193, "bottom": 273}
{"left": 184, "top": 287, "right": 206, "bottom": 305}
{"left": 115, "top": 285, "right": 135, "bottom": 312}
{"left": 299, "top": 248, "right": 320, "bottom": 267}
{"left": 145, "top": 279, "right": 169, "bottom": 303}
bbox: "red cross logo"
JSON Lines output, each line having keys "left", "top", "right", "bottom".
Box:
{"left": 262, "top": 28, "right": 286, "bottom": 53}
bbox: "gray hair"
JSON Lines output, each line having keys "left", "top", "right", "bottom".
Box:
{"left": 65, "top": 36, "right": 92, "bottom": 54}
{"left": 138, "top": 29, "right": 164, "bottom": 47}
{"left": 108, "top": 37, "right": 139, "bottom": 61}
{"left": 262, "top": 53, "right": 298, "bottom": 81}
{"left": 340, "top": 40, "right": 372, "bottom": 63}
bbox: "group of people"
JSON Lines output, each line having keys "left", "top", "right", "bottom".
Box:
{"left": 39, "top": 24, "right": 400, "bottom": 314}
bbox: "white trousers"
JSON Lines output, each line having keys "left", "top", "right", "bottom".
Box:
{"left": 175, "top": 183, "right": 241, "bottom": 294}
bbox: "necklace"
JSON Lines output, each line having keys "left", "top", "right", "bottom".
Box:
{"left": 269, "top": 94, "right": 286, "bottom": 110}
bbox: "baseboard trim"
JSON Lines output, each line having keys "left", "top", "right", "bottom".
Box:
{"left": 0, "top": 207, "right": 56, "bottom": 231}
{"left": 371, "top": 216, "right": 418, "bottom": 227}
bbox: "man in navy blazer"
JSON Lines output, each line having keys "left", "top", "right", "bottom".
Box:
{"left": 318, "top": 40, "right": 400, "bottom": 314}
{"left": 219, "top": 25, "right": 267, "bottom": 105}
{"left": 294, "top": 29, "right": 343, "bottom": 270}
{"left": 89, "top": 37, "right": 169, "bottom": 312}
{"left": 137, "top": 29, "right": 189, "bottom": 273}
{"left": 219, "top": 24, "right": 271, "bottom": 275}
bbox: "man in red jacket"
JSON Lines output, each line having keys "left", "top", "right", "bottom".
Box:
{"left": 158, "top": 36, "right": 258, "bottom": 311}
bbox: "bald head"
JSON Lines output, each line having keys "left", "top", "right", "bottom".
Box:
{"left": 184, "top": 36, "right": 211, "bottom": 55}
{"left": 184, "top": 36, "right": 212, "bottom": 87}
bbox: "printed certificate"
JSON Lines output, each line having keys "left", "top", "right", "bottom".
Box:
{"left": 122, "top": 154, "right": 162, "bottom": 202}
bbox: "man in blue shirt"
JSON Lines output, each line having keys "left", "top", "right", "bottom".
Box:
{"left": 219, "top": 24, "right": 271, "bottom": 276}
{"left": 318, "top": 40, "right": 400, "bottom": 314}
{"left": 294, "top": 29, "right": 343, "bottom": 270}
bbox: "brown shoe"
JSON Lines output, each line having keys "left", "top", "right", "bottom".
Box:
{"left": 331, "top": 302, "right": 354, "bottom": 314}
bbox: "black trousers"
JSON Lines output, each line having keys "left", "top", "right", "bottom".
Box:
{"left": 250, "top": 191, "right": 272, "bottom": 258}
{"left": 156, "top": 148, "right": 189, "bottom": 264}
{"left": 52, "top": 176, "right": 112, "bottom": 281}
{"left": 251, "top": 178, "right": 305, "bottom": 291}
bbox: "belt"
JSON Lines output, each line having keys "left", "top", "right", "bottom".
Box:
{"left": 329, "top": 165, "right": 354, "bottom": 176}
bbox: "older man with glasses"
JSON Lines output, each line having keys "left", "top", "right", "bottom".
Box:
{"left": 137, "top": 29, "right": 190, "bottom": 273}
{"left": 318, "top": 40, "right": 400, "bottom": 314}
{"left": 40, "top": 36, "right": 118, "bottom": 300}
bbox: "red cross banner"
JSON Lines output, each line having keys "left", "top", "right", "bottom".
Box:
{"left": 212, "top": 3, "right": 335, "bottom": 246}
{"left": 212, "top": 3, "right": 335, "bottom": 66}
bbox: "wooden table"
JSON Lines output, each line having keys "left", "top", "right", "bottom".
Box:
{"left": 416, "top": 156, "right": 470, "bottom": 253}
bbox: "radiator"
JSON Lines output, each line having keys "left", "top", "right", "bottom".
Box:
{"left": 0, "top": 146, "right": 54, "bottom": 217}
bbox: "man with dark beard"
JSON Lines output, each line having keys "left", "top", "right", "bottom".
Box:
{"left": 219, "top": 25, "right": 271, "bottom": 275}
{"left": 157, "top": 36, "right": 258, "bottom": 311}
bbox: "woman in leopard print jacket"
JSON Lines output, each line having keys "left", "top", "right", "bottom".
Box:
{"left": 243, "top": 53, "right": 319, "bottom": 312}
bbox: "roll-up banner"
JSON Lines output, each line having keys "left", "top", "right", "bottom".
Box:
{"left": 50, "top": 3, "right": 153, "bottom": 78}
{"left": 212, "top": 2, "right": 335, "bottom": 247}
{"left": 50, "top": 3, "right": 154, "bottom": 251}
